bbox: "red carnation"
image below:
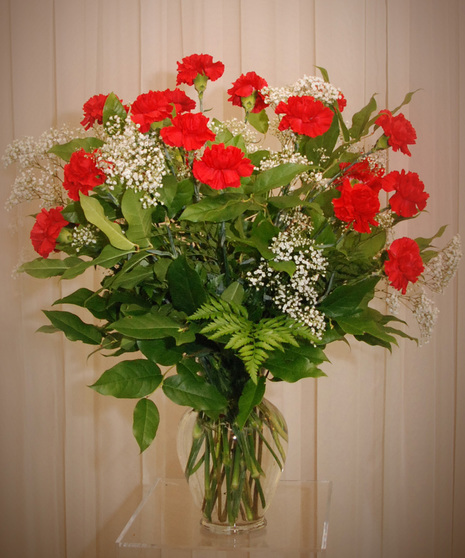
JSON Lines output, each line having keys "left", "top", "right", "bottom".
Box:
{"left": 30, "top": 206, "right": 69, "bottom": 258}
{"left": 332, "top": 178, "right": 380, "bottom": 233}
{"left": 384, "top": 237, "right": 424, "bottom": 294}
{"left": 80, "top": 93, "right": 127, "bottom": 129}
{"left": 176, "top": 53, "right": 225, "bottom": 86}
{"left": 193, "top": 143, "right": 254, "bottom": 190}
{"left": 227, "top": 72, "right": 268, "bottom": 113}
{"left": 63, "top": 149, "right": 106, "bottom": 201}
{"left": 338, "top": 159, "right": 385, "bottom": 193}
{"left": 163, "top": 88, "right": 196, "bottom": 114}
{"left": 131, "top": 90, "right": 174, "bottom": 133}
{"left": 376, "top": 109, "right": 417, "bottom": 156}
{"left": 160, "top": 112, "right": 215, "bottom": 151}
{"left": 275, "top": 95, "right": 334, "bottom": 137}
{"left": 382, "top": 170, "right": 429, "bottom": 217}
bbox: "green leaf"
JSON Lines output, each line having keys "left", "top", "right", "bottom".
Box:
{"left": 391, "top": 89, "right": 421, "bottom": 116}
{"left": 43, "top": 310, "right": 102, "bottom": 345}
{"left": 162, "top": 373, "right": 227, "bottom": 412}
{"left": 221, "top": 281, "right": 245, "bottom": 305}
{"left": 319, "top": 277, "right": 380, "bottom": 318}
{"left": 415, "top": 224, "right": 447, "bottom": 251}
{"left": 108, "top": 261, "right": 155, "bottom": 290}
{"left": 18, "top": 256, "right": 82, "bottom": 278}
{"left": 79, "top": 193, "right": 136, "bottom": 250}
{"left": 48, "top": 137, "right": 104, "bottom": 162}
{"left": 112, "top": 311, "right": 196, "bottom": 345}
{"left": 166, "top": 256, "right": 207, "bottom": 314}
{"left": 266, "top": 350, "right": 327, "bottom": 382}
{"left": 268, "top": 259, "right": 296, "bottom": 276}
{"left": 121, "top": 188, "right": 153, "bottom": 246}
{"left": 137, "top": 339, "right": 184, "bottom": 366}
{"left": 53, "top": 287, "right": 96, "bottom": 307}
{"left": 247, "top": 163, "right": 310, "bottom": 195}
{"left": 337, "top": 314, "right": 398, "bottom": 346}
{"left": 102, "top": 92, "right": 128, "bottom": 131}
{"left": 236, "top": 376, "right": 266, "bottom": 429}
{"left": 133, "top": 398, "right": 160, "bottom": 452}
{"left": 90, "top": 359, "right": 162, "bottom": 398}
{"left": 61, "top": 245, "right": 134, "bottom": 280}
{"left": 247, "top": 110, "right": 269, "bottom": 134}
{"left": 179, "top": 194, "right": 255, "bottom": 223}
{"left": 349, "top": 94, "right": 377, "bottom": 139}
{"left": 316, "top": 66, "right": 330, "bottom": 82}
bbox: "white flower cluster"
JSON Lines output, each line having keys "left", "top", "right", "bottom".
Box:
{"left": 423, "top": 234, "right": 462, "bottom": 293}
{"left": 412, "top": 288, "right": 440, "bottom": 345}
{"left": 258, "top": 147, "right": 327, "bottom": 188}
{"left": 3, "top": 125, "right": 81, "bottom": 209}
{"left": 262, "top": 75, "right": 342, "bottom": 108}
{"left": 209, "top": 118, "right": 261, "bottom": 153}
{"left": 97, "top": 117, "right": 168, "bottom": 208}
{"left": 247, "top": 211, "right": 328, "bottom": 337}
{"left": 71, "top": 224, "right": 100, "bottom": 252}
{"left": 386, "top": 282, "right": 440, "bottom": 345}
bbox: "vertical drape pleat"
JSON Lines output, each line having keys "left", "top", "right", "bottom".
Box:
{"left": 0, "top": 1, "right": 463, "bottom": 557}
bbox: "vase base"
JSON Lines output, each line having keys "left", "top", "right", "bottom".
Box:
{"left": 201, "top": 516, "right": 267, "bottom": 535}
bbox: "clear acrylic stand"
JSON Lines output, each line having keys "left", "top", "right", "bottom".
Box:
{"left": 116, "top": 478, "right": 332, "bottom": 557}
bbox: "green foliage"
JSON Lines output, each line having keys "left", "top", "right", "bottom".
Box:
{"left": 190, "top": 298, "right": 318, "bottom": 382}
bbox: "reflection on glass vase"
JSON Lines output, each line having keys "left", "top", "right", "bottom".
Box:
{"left": 177, "top": 398, "right": 288, "bottom": 534}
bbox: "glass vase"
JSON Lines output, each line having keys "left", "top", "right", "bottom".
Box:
{"left": 177, "top": 398, "right": 288, "bottom": 534}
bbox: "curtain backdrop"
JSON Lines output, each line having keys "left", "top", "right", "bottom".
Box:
{"left": 0, "top": 1, "right": 463, "bottom": 557}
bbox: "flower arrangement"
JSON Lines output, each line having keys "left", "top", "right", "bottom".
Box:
{"left": 4, "top": 53, "right": 461, "bottom": 529}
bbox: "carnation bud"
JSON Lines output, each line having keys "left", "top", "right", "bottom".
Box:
{"left": 241, "top": 93, "right": 257, "bottom": 113}
{"left": 56, "top": 227, "right": 73, "bottom": 245}
{"left": 193, "top": 73, "right": 209, "bottom": 95}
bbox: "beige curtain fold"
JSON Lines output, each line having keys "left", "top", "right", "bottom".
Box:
{"left": 0, "top": 1, "right": 463, "bottom": 557}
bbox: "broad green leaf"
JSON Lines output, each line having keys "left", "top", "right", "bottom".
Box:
{"left": 102, "top": 92, "right": 128, "bottom": 130}
{"left": 18, "top": 256, "right": 82, "bottom": 278}
{"left": 162, "top": 373, "right": 227, "bottom": 411}
{"left": 61, "top": 245, "right": 134, "bottom": 280}
{"left": 137, "top": 339, "right": 184, "bottom": 366}
{"left": 247, "top": 163, "right": 310, "bottom": 195}
{"left": 349, "top": 94, "right": 377, "bottom": 139}
{"left": 112, "top": 311, "right": 196, "bottom": 345}
{"left": 53, "top": 287, "right": 96, "bottom": 307}
{"left": 221, "top": 281, "right": 245, "bottom": 305}
{"left": 179, "top": 194, "right": 255, "bottom": 223}
{"left": 247, "top": 109, "right": 269, "bottom": 134}
{"left": 43, "top": 310, "right": 102, "bottom": 345}
{"left": 266, "top": 351, "right": 327, "bottom": 382}
{"left": 133, "top": 398, "right": 160, "bottom": 452}
{"left": 48, "top": 137, "right": 104, "bottom": 162}
{"left": 108, "top": 262, "right": 155, "bottom": 290}
{"left": 236, "top": 376, "right": 266, "bottom": 429}
{"left": 159, "top": 177, "right": 195, "bottom": 217}
{"left": 79, "top": 193, "right": 136, "bottom": 250}
{"left": 166, "top": 256, "right": 207, "bottom": 314}
{"left": 90, "top": 359, "right": 162, "bottom": 398}
{"left": 268, "top": 260, "right": 296, "bottom": 276}
{"left": 267, "top": 194, "right": 308, "bottom": 209}
{"left": 319, "top": 277, "right": 380, "bottom": 318}
{"left": 342, "top": 229, "right": 387, "bottom": 260}
{"left": 121, "top": 188, "right": 153, "bottom": 246}
{"left": 337, "top": 314, "right": 398, "bottom": 346}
